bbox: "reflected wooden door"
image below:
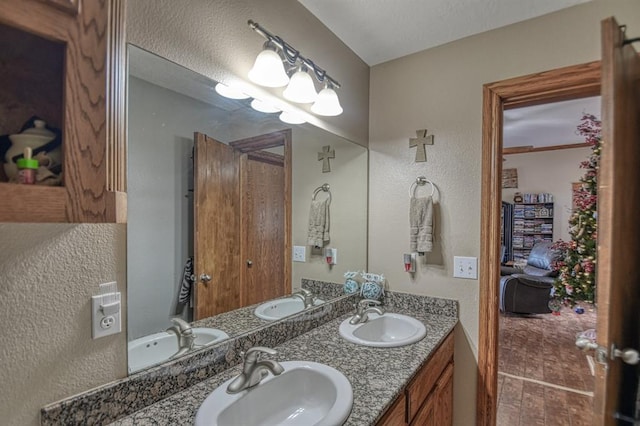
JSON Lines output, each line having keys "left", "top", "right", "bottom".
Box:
{"left": 193, "top": 132, "right": 241, "bottom": 320}
{"left": 231, "top": 130, "right": 292, "bottom": 306}
{"left": 240, "top": 152, "right": 286, "bottom": 305}
{"left": 593, "top": 17, "right": 640, "bottom": 425}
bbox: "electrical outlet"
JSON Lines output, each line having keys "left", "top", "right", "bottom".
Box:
{"left": 453, "top": 256, "right": 478, "bottom": 279}
{"left": 92, "top": 282, "right": 122, "bottom": 339}
{"left": 293, "top": 245, "right": 306, "bottom": 262}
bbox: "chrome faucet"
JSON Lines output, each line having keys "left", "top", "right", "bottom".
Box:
{"left": 349, "top": 299, "right": 385, "bottom": 325}
{"left": 292, "top": 288, "right": 315, "bottom": 308}
{"left": 226, "top": 346, "right": 285, "bottom": 394}
{"left": 166, "top": 318, "right": 195, "bottom": 358}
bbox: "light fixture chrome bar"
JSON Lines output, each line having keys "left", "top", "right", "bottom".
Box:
{"left": 248, "top": 20, "right": 341, "bottom": 89}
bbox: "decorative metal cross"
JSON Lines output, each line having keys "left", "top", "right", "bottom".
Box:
{"left": 318, "top": 145, "right": 335, "bottom": 173}
{"left": 409, "top": 129, "right": 434, "bottom": 163}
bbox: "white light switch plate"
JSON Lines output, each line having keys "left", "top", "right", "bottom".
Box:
{"left": 453, "top": 256, "right": 478, "bottom": 279}
{"left": 293, "top": 246, "right": 306, "bottom": 262}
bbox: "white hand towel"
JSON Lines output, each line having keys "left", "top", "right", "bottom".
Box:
{"left": 307, "top": 198, "right": 330, "bottom": 248}
{"left": 410, "top": 196, "right": 433, "bottom": 253}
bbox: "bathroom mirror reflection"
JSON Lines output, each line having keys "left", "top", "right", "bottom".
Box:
{"left": 126, "top": 45, "right": 368, "bottom": 374}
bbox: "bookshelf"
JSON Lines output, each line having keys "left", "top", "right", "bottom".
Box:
{"left": 512, "top": 202, "right": 554, "bottom": 261}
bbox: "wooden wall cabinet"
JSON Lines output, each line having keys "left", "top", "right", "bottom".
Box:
{"left": 0, "top": 0, "right": 126, "bottom": 223}
{"left": 377, "top": 331, "right": 454, "bottom": 426}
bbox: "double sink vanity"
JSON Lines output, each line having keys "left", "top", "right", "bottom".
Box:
{"left": 42, "top": 281, "right": 457, "bottom": 426}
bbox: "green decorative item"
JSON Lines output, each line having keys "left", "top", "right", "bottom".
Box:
{"left": 552, "top": 114, "right": 600, "bottom": 306}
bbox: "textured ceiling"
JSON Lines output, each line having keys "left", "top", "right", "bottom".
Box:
{"left": 503, "top": 96, "right": 601, "bottom": 149}
{"left": 298, "top": 0, "right": 591, "bottom": 65}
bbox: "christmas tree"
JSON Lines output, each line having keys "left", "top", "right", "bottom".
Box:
{"left": 552, "top": 114, "right": 601, "bottom": 306}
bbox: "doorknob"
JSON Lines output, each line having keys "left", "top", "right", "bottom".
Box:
{"left": 612, "top": 345, "right": 639, "bottom": 365}
{"left": 575, "top": 337, "right": 599, "bottom": 351}
{"left": 577, "top": 337, "right": 640, "bottom": 366}
{"left": 200, "top": 273, "right": 212, "bottom": 283}
{"left": 246, "top": 259, "right": 253, "bottom": 266}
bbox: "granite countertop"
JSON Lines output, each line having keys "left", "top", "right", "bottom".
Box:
{"left": 111, "top": 307, "right": 457, "bottom": 426}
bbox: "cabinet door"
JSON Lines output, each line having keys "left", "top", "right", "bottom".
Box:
{"left": 406, "top": 333, "right": 454, "bottom": 420}
{"left": 435, "top": 362, "right": 454, "bottom": 426}
{"left": 410, "top": 390, "right": 436, "bottom": 426}
{"left": 377, "top": 393, "right": 407, "bottom": 426}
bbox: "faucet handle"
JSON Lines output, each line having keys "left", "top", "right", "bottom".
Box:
{"left": 358, "top": 299, "right": 382, "bottom": 308}
{"left": 245, "top": 346, "right": 278, "bottom": 361}
{"left": 170, "top": 317, "right": 192, "bottom": 333}
{"left": 297, "top": 288, "right": 313, "bottom": 296}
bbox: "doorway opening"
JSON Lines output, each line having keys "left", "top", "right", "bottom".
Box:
{"left": 498, "top": 95, "right": 601, "bottom": 423}
{"left": 476, "top": 61, "right": 601, "bottom": 426}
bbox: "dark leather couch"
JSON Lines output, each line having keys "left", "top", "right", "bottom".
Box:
{"left": 499, "top": 242, "right": 562, "bottom": 314}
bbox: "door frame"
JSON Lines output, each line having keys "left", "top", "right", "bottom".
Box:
{"left": 476, "top": 61, "right": 601, "bottom": 426}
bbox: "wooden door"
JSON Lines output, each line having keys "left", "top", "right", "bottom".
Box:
{"left": 240, "top": 152, "right": 287, "bottom": 306}
{"left": 594, "top": 17, "right": 640, "bottom": 425}
{"left": 193, "top": 132, "right": 241, "bottom": 319}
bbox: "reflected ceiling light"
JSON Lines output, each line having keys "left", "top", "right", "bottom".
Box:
{"left": 250, "top": 99, "right": 280, "bottom": 113}
{"left": 279, "top": 111, "right": 306, "bottom": 124}
{"left": 214, "top": 83, "right": 250, "bottom": 100}
{"left": 311, "top": 82, "right": 343, "bottom": 116}
{"left": 248, "top": 20, "right": 342, "bottom": 115}
{"left": 248, "top": 41, "right": 290, "bottom": 88}
{"left": 283, "top": 66, "right": 317, "bottom": 103}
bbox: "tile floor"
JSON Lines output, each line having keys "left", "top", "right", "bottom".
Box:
{"left": 497, "top": 305, "right": 597, "bottom": 425}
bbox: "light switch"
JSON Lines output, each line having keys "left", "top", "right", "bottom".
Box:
{"left": 293, "top": 245, "right": 306, "bottom": 262}
{"left": 453, "top": 256, "right": 478, "bottom": 279}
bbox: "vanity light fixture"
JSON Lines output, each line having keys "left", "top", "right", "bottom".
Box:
{"left": 248, "top": 41, "right": 290, "bottom": 87}
{"left": 214, "top": 83, "right": 250, "bottom": 100}
{"left": 283, "top": 65, "right": 317, "bottom": 103}
{"left": 248, "top": 20, "right": 342, "bottom": 116}
{"left": 279, "top": 111, "right": 306, "bottom": 125}
{"left": 250, "top": 99, "right": 280, "bottom": 114}
{"left": 311, "top": 82, "right": 343, "bottom": 116}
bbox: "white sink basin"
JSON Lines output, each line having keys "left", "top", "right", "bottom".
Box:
{"left": 128, "top": 327, "right": 229, "bottom": 373}
{"left": 339, "top": 313, "right": 426, "bottom": 347}
{"left": 254, "top": 297, "right": 324, "bottom": 321}
{"left": 195, "top": 361, "right": 353, "bottom": 426}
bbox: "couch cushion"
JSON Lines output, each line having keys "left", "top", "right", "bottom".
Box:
{"left": 527, "top": 242, "right": 562, "bottom": 271}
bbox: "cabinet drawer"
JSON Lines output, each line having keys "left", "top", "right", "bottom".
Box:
{"left": 406, "top": 332, "right": 454, "bottom": 421}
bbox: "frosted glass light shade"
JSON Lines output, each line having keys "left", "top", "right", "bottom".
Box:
{"left": 214, "top": 83, "right": 249, "bottom": 100}
{"left": 248, "top": 49, "right": 289, "bottom": 88}
{"left": 311, "top": 86, "right": 343, "bottom": 116}
{"left": 250, "top": 99, "right": 280, "bottom": 113}
{"left": 283, "top": 70, "right": 317, "bottom": 103}
{"left": 279, "top": 111, "right": 306, "bottom": 124}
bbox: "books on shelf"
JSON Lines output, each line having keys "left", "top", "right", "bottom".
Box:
{"left": 509, "top": 196, "right": 554, "bottom": 260}
{"left": 521, "top": 192, "right": 554, "bottom": 203}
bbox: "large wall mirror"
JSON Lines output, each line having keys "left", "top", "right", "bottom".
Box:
{"left": 126, "top": 45, "right": 368, "bottom": 374}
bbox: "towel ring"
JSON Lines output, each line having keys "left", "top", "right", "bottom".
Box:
{"left": 409, "top": 176, "right": 435, "bottom": 198}
{"left": 313, "top": 183, "right": 332, "bottom": 203}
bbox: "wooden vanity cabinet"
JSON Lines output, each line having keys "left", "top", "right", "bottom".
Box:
{"left": 377, "top": 331, "right": 454, "bottom": 426}
{"left": 0, "top": 0, "right": 126, "bottom": 223}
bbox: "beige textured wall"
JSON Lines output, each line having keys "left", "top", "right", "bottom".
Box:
{"left": 126, "top": 0, "right": 370, "bottom": 146}
{"left": 0, "top": 224, "right": 126, "bottom": 426}
{"left": 368, "top": 1, "right": 640, "bottom": 424}
{"left": 503, "top": 147, "right": 592, "bottom": 242}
